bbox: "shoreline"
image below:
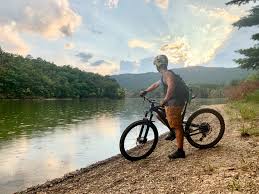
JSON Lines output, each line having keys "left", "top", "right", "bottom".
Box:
{"left": 15, "top": 153, "right": 123, "bottom": 194}
{"left": 15, "top": 104, "right": 259, "bottom": 193}
{"left": 14, "top": 133, "right": 168, "bottom": 194}
{"left": 0, "top": 97, "right": 124, "bottom": 101}
{"left": 0, "top": 97, "right": 226, "bottom": 101}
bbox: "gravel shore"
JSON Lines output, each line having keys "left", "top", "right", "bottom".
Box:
{"left": 15, "top": 105, "right": 259, "bottom": 194}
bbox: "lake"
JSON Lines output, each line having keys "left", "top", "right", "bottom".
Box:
{"left": 0, "top": 98, "right": 225, "bottom": 194}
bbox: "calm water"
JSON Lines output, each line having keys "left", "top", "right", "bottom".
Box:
{"left": 0, "top": 98, "right": 225, "bottom": 194}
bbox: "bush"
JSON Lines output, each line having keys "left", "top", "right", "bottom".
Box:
{"left": 245, "top": 90, "right": 259, "bottom": 103}
{"left": 224, "top": 80, "right": 259, "bottom": 100}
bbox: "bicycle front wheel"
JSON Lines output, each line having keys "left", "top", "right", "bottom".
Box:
{"left": 119, "top": 120, "right": 158, "bottom": 161}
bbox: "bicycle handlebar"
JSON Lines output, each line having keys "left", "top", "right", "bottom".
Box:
{"left": 143, "top": 94, "right": 197, "bottom": 106}
{"left": 143, "top": 96, "right": 161, "bottom": 106}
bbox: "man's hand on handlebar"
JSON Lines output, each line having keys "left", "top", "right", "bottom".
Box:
{"left": 140, "top": 90, "right": 147, "bottom": 97}
{"left": 159, "top": 99, "right": 167, "bottom": 107}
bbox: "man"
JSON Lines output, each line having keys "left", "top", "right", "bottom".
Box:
{"left": 140, "top": 55, "right": 189, "bottom": 159}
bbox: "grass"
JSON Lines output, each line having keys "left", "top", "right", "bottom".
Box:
{"left": 228, "top": 90, "right": 259, "bottom": 136}
{"left": 227, "top": 176, "right": 241, "bottom": 192}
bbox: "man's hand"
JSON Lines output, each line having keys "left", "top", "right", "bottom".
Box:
{"left": 160, "top": 99, "right": 167, "bottom": 107}
{"left": 140, "top": 90, "right": 148, "bottom": 97}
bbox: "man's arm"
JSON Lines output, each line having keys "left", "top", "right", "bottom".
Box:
{"left": 145, "top": 80, "right": 161, "bottom": 92}
{"left": 162, "top": 72, "right": 175, "bottom": 104}
{"left": 140, "top": 80, "right": 161, "bottom": 96}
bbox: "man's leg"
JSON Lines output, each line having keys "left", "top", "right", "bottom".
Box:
{"left": 165, "top": 106, "right": 185, "bottom": 159}
{"left": 175, "top": 124, "right": 184, "bottom": 149}
{"left": 156, "top": 113, "right": 176, "bottom": 141}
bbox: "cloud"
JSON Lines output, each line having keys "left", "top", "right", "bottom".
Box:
{"left": 143, "top": 0, "right": 169, "bottom": 10}
{"left": 189, "top": 5, "right": 241, "bottom": 23}
{"left": 76, "top": 52, "right": 93, "bottom": 63}
{"left": 89, "top": 28, "right": 103, "bottom": 35}
{"left": 86, "top": 60, "right": 120, "bottom": 75}
{"left": 120, "top": 60, "right": 140, "bottom": 73}
{"left": 0, "top": 23, "right": 29, "bottom": 55}
{"left": 128, "top": 39, "right": 154, "bottom": 49}
{"left": 0, "top": 0, "right": 81, "bottom": 55}
{"left": 158, "top": 5, "right": 242, "bottom": 66}
{"left": 154, "top": 0, "right": 169, "bottom": 10}
{"left": 64, "top": 42, "right": 75, "bottom": 50}
{"left": 91, "top": 60, "right": 106, "bottom": 66}
{"left": 105, "top": 0, "right": 119, "bottom": 8}
{"left": 14, "top": 0, "right": 81, "bottom": 38}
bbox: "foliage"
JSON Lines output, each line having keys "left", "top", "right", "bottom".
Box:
{"left": 245, "top": 88, "right": 259, "bottom": 102}
{"left": 228, "top": 2, "right": 259, "bottom": 70}
{"left": 0, "top": 49, "right": 125, "bottom": 99}
{"left": 226, "top": 0, "right": 258, "bottom": 6}
{"left": 234, "top": 46, "right": 259, "bottom": 70}
{"left": 246, "top": 71, "right": 259, "bottom": 81}
{"left": 227, "top": 89, "right": 259, "bottom": 136}
{"left": 224, "top": 80, "right": 259, "bottom": 100}
{"left": 190, "top": 84, "right": 224, "bottom": 98}
{"left": 233, "top": 6, "right": 259, "bottom": 28}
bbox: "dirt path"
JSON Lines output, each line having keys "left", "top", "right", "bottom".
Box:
{"left": 16, "top": 105, "right": 259, "bottom": 194}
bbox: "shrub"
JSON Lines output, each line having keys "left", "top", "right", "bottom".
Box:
{"left": 224, "top": 80, "right": 259, "bottom": 100}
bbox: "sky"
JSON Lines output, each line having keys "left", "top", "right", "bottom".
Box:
{"left": 0, "top": 0, "right": 258, "bottom": 75}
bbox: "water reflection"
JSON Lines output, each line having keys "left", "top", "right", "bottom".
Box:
{"left": 0, "top": 98, "right": 225, "bottom": 194}
{"left": 0, "top": 99, "right": 126, "bottom": 142}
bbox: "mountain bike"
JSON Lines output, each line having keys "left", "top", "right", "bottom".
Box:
{"left": 119, "top": 96, "right": 225, "bottom": 161}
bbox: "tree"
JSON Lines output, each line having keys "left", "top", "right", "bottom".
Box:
{"left": 227, "top": 0, "right": 259, "bottom": 70}
{"left": 26, "top": 54, "right": 33, "bottom": 60}
{"left": 0, "top": 48, "right": 125, "bottom": 99}
{"left": 226, "top": 0, "right": 257, "bottom": 5}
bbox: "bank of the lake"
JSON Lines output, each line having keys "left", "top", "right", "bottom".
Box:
{"left": 0, "top": 98, "right": 225, "bottom": 194}
{"left": 15, "top": 104, "right": 259, "bottom": 194}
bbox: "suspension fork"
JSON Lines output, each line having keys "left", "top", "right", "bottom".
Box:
{"left": 143, "top": 114, "right": 153, "bottom": 139}
{"left": 138, "top": 112, "right": 153, "bottom": 141}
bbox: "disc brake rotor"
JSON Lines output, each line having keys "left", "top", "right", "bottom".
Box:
{"left": 199, "top": 122, "right": 211, "bottom": 141}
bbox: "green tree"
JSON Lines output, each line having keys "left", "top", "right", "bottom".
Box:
{"left": 0, "top": 48, "right": 125, "bottom": 99}
{"left": 226, "top": 0, "right": 257, "bottom": 5}
{"left": 227, "top": 0, "right": 259, "bottom": 70}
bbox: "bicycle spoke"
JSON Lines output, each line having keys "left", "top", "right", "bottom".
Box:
{"left": 123, "top": 123, "right": 155, "bottom": 158}
{"left": 187, "top": 112, "right": 222, "bottom": 145}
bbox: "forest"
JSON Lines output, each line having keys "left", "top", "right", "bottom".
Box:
{"left": 0, "top": 48, "right": 125, "bottom": 99}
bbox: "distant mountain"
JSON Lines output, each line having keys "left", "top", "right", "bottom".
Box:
{"left": 112, "top": 66, "right": 251, "bottom": 91}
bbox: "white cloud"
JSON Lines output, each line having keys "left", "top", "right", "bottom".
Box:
{"left": 189, "top": 5, "right": 241, "bottom": 23}
{"left": 0, "top": 0, "right": 81, "bottom": 55}
{"left": 154, "top": 0, "right": 169, "bottom": 10}
{"left": 158, "top": 4, "right": 242, "bottom": 66}
{"left": 0, "top": 23, "right": 29, "bottom": 55}
{"left": 85, "top": 60, "right": 120, "bottom": 75}
{"left": 160, "top": 37, "right": 189, "bottom": 65}
{"left": 106, "top": 0, "right": 119, "bottom": 8}
{"left": 128, "top": 39, "right": 154, "bottom": 49}
{"left": 64, "top": 42, "right": 75, "bottom": 49}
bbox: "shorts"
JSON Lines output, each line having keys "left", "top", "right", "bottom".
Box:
{"left": 165, "top": 105, "right": 184, "bottom": 129}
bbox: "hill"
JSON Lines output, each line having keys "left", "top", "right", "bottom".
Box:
{"left": 0, "top": 49, "right": 125, "bottom": 99}
{"left": 112, "top": 66, "right": 251, "bottom": 91}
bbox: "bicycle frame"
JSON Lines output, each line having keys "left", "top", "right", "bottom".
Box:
{"left": 143, "top": 97, "right": 188, "bottom": 128}
{"left": 138, "top": 96, "right": 200, "bottom": 141}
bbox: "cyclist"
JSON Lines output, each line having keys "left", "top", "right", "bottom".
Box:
{"left": 140, "top": 55, "right": 189, "bottom": 159}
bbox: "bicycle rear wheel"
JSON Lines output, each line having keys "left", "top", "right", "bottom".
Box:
{"left": 185, "top": 108, "right": 225, "bottom": 149}
{"left": 119, "top": 120, "right": 158, "bottom": 161}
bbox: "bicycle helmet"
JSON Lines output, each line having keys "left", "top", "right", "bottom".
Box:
{"left": 153, "top": 55, "right": 168, "bottom": 69}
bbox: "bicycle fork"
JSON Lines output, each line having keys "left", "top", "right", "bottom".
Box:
{"left": 137, "top": 112, "right": 153, "bottom": 143}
